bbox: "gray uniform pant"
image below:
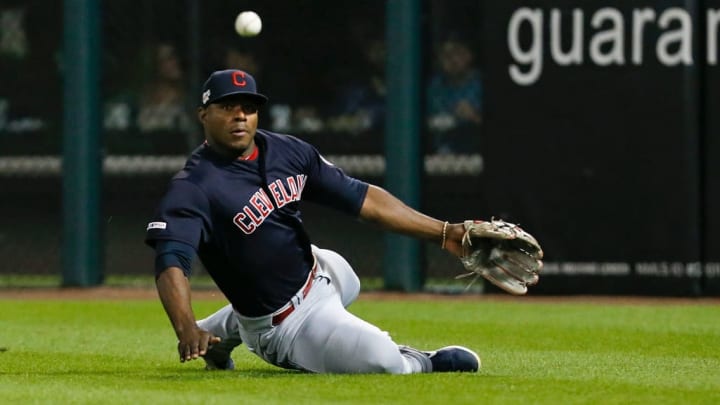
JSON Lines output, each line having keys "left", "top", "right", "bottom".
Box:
{"left": 197, "top": 246, "right": 427, "bottom": 374}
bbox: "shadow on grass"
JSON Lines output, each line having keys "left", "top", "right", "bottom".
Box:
{"left": 154, "top": 367, "right": 305, "bottom": 380}
{"left": 0, "top": 367, "right": 298, "bottom": 378}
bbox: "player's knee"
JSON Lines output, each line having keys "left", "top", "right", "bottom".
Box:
{"left": 313, "top": 246, "right": 360, "bottom": 306}
{"left": 338, "top": 270, "right": 360, "bottom": 307}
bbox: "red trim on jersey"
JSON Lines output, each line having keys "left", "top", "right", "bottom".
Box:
{"left": 239, "top": 145, "right": 259, "bottom": 161}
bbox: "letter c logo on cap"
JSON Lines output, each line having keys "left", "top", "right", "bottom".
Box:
{"left": 232, "top": 71, "right": 247, "bottom": 87}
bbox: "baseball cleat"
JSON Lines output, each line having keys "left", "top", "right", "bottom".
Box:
{"left": 204, "top": 356, "right": 235, "bottom": 371}
{"left": 200, "top": 337, "right": 242, "bottom": 370}
{"left": 426, "top": 346, "right": 480, "bottom": 372}
{"left": 203, "top": 351, "right": 235, "bottom": 371}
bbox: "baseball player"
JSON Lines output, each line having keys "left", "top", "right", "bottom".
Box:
{"left": 146, "top": 69, "right": 480, "bottom": 374}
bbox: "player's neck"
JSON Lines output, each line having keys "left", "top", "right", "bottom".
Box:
{"left": 238, "top": 145, "right": 259, "bottom": 161}
{"left": 204, "top": 141, "right": 258, "bottom": 161}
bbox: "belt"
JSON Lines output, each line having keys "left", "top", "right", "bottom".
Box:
{"left": 271, "top": 261, "right": 318, "bottom": 326}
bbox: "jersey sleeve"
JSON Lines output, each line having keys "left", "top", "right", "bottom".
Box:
{"left": 301, "top": 145, "right": 369, "bottom": 216}
{"left": 144, "top": 179, "right": 212, "bottom": 249}
{"left": 154, "top": 239, "right": 196, "bottom": 278}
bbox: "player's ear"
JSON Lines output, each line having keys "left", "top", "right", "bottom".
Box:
{"left": 197, "top": 107, "right": 207, "bottom": 124}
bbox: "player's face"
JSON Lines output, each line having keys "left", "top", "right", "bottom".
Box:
{"left": 199, "top": 97, "right": 259, "bottom": 157}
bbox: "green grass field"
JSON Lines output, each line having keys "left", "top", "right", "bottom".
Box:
{"left": 0, "top": 295, "right": 718, "bottom": 404}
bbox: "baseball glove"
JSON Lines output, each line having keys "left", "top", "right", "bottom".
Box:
{"left": 456, "top": 219, "right": 544, "bottom": 295}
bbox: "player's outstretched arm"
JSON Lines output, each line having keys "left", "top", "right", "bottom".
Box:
{"left": 155, "top": 267, "right": 221, "bottom": 363}
{"left": 359, "top": 184, "right": 466, "bottom": 257}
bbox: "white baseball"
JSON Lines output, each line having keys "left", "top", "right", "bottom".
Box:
{"left": 235, "top": 11, "right": 262, "bottom": 37}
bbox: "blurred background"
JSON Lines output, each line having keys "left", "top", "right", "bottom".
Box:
{"left": 0, "top": 0, "right": 717, "bottom": 296}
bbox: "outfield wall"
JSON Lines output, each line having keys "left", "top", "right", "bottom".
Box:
{"left": 480, "top": 1, "right": 715, "bottom": 295}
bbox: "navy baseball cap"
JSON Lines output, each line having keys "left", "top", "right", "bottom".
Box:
{"left": 201, "top": 69, "right": 268, "bottom": 107}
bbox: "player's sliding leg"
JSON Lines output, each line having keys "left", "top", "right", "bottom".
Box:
{"left": 308, "top": 247, "right": 479, "bottom": 372}
{"left": 288, "top": 287, "right": 479, "bottom": 373}
{"left": 291, "top": 291, "right": 431, "bottom": 373}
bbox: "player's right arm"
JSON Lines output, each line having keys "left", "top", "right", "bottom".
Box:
{"left": 146, "top": 179, "right": 217, "bottom": 363}
{"left": 156, "top": 265, "right": 220, "bottom": 363}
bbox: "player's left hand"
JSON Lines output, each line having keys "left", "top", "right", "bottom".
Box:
{"left": 455, "top": 219, "right": 543, "bottom": 295}
{"left": 176, "top": 327, "right": 222, "bottom": 363}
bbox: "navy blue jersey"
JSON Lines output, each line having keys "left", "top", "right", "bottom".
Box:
{"left": 145, "top": 129, "right": 369, "bottom": 316}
